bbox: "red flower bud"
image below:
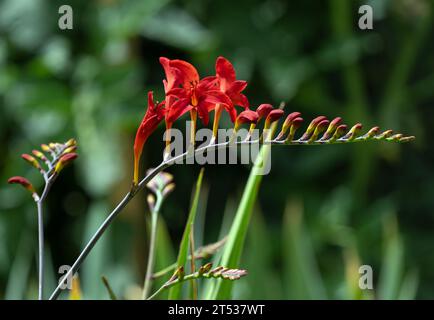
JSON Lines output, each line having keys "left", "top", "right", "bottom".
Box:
{"left": 8, "top": 176, "right": 36, "bottom": 194}
{"left": 21, "top": 154, "right": 41, "bottom": 170}
{"left": 256, "top": 104, "right": 273, "bottom": 120}
{"left": 265, "top": 109, "right": 284, "bottom": 128}
{"left": 32, "top": 150, "right": 48, "bottom": 162}
{"left": 235, "top": 110, "right": 259, "bottom": 130}
{"left": 55, "top": 153, "right": 78, "bottom": 173}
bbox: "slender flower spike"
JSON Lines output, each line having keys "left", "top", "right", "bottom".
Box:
{"left": 55, "top": 153, "right": 78, "bottom": 174}
{"left": 133, "top": 91, "right": 165, "bottom": 185}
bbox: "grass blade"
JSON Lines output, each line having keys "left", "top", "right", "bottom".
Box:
{"left": 168, "top": 168, "right": 205, "bottom": 299}
{"left": 207, "top": 125, "right": 275, "bottom": 299}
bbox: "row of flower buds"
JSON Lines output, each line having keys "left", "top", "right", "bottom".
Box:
{"left": 232, "top": 104, "right": 415, "bottom": 144}
{"left": 168, "top": 263, "right": 248, "bottom": 283}
{"left": 7, "top": 139, "right": 78, "bottom": 199}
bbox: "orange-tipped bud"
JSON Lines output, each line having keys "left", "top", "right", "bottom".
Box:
{"left": 32, "top": 150, "right": 48, "bottom": 162}
{"left": 65, "top": 138, "right": 77, "bottom": 147}
{"left": 63, "top": 146, "right": 77, "bottom": 154}
{"left": 49, "top": 142, "right": 57, "bottom": 150}
{"left": 300, "top": 116, "right": 327, "bottom": 140}
{"left": 399, "top": 136, "right": 415, "bottom": 143}
{"left": 21, "top": 154, "right": 41, "bottom": 170}
{"left": 162, "top": 183, "right": 176, "bottom": 197}
{"left": 344, "top": 123, "right": 363, "bottom": 141}
{"left": 55, "top": 153, "right": 78, "bottom": 173}
{"left": 147, "top": 194, "right": 156, "bottom": 211}
{"left": 281, "top": 112, "right": 302, "bottom": 133}
{"left": 309, "top": 119, "right": 330, "bottom": 143}
{"left": 331, "top": 124, "right": 348, "bottom": 141}
{"left": 8, "top": 176, "right": 36, "bottom": 194}
{"left": 321, "top": 117, "right": 342, "bottom": 140}
{"left": 365, "top": 126, "right": 380, "bottom": 139}
{"left": 41, "top": 144, "right": 51, "bottom": 152}
{"left": 376, "top": 129, "right": 394, "bottom": 140}
{"left": 286, "top": 117, "right": 303, "bottom": 142}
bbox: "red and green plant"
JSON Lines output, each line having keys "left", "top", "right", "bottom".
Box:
{"left": 8, "top": 57, "right": 414, "bottom": 300}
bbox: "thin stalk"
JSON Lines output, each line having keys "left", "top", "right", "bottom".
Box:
{"left": 35, "top": 175, "right": 55, "bottom": 300}
{"left": 36, "top": 200, "right": 44, "bottom": 300}
{"left": 142, "top": 192, "right": 163, "bottom": 299}
{"left": 189, "top": 227, "right": 197, "bottom": 300}
{"left": 48, "top": 133, "right": 404, "bottom": 300}
{"left": 148, "top": 272, "right": 203, "bottom": 300}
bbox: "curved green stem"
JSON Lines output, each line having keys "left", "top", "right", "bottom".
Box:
{"left": 142, "top": 191, "right": 163, "bottom": 299}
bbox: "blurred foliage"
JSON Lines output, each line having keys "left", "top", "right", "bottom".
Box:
{"left": 0, "top": 0, "right": 433, "bottom": 299}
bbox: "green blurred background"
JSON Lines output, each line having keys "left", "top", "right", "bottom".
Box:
{"left": 0, "top": 0, "right": 433, "bottom": 299}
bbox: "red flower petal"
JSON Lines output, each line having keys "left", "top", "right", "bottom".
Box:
{"left": 216, "top": 56, "right": 236, "bottom": 84}
{"left": 169, "top": 59, "right": 200, "bottom": 88}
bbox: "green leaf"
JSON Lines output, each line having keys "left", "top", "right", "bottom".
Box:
{"left": 207, "top": 125, "right": 276, "bottom": 299}
{"left": 168, "top": 168, "right": 205, "bottom": 299}
{"left": 378, "top": 213, "right": 404, "bottom": 300}
{"left": 282, "top": 199, "right": 326, "bottom": 299}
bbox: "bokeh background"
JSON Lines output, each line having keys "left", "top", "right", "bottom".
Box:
{"left": 0, "top": 0, "right": 433, "bottom": 299}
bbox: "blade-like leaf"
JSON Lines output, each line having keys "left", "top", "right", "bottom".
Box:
{"left": 207, "top": 124, "right": 276, "bottom": 299}
{"left": 168, "top": 168, "right": 205, "bottom": 299}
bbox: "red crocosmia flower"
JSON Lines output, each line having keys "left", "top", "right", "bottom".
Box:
{"left": 159, "top": 57, "right": 191, "bottom": 126}
{"left": 215, "top": 57, "right": 249, "bottom": 119}
{"left": 164, "top": 58, "right": 232, "bottom": 126}
{"left": 256, "top": 104, "right": 273, "bottom": 120}
{"left": 235, "top": 110, "right": 259, "bottom": 130}
{"left": 133, "top": 91, "right": 165, "bottom": 185}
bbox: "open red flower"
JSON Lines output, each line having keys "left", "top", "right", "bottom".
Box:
{"left": 133, "top": 91, "right": 165, "bottom": 185}
{"left": 215, "top": 56, "right": 249, "bottom": 119}
{"left": 164, "top": 58, "right": 232, "bottom": 126}
{"left": 159, "top": 57, "right": 191, "bottom": 126}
